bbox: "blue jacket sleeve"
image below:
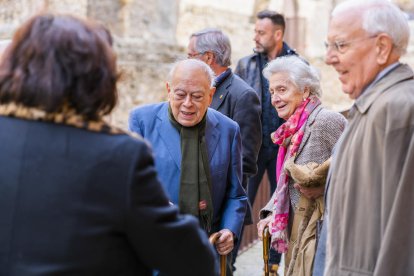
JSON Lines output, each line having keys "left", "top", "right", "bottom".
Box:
{"left": 219, "top": 126, "right": 247, "bottom": 240}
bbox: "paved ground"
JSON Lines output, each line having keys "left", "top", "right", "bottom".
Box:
{"left": 234, "top": 240, "right": 284, "bottom": 276}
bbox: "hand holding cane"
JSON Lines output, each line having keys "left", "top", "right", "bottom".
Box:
{"left": 209, "top": 232, "right": 227, "bottom": 276}
{"left": 263, "top": 226, "right": 271, "bottom": 276}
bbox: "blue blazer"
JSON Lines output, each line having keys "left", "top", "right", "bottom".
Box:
{"left": 129, "top": 102, "right": 247, "bottom": 239}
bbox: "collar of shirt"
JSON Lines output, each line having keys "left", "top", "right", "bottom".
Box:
{"left": 213, "top": 68, "right": 231, "bottom": 87}
{"left": 353, "top": 62, "right": 400, "bottom": 115}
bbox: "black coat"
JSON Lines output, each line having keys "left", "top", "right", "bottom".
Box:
{"left": 211, "top": 72, "right": 262, "bottom": 224}
{"left": 211, "top": 71, "right": 262, "bottom": 179}
{"left": 234, "top": 42, "right": 297, "bottom": 101}
{"left": 0, "top": 116, "right": 218, "bottom": 276}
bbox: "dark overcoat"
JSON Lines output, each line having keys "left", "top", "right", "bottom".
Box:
{"left": 0, "top": 115, "right": 218, "bottom": 276}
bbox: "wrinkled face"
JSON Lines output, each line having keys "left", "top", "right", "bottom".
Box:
{"left": 269, "top": 72, "right": 308, "bottom": 120}
{"left": 254, "top": 18, "right": 280, "bottom": 54}
{"left": 167, "top": 65, "right": 215, "bottom": 127}
{"left": 325, "top": 12, "right": 380, "bottom": 99}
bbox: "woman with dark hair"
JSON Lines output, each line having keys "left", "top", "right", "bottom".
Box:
{"left": 0, "top": 13, "right": 117, "bottom": 122}
{"left": 0, "top": 14, "right": 218, "bottom": 276}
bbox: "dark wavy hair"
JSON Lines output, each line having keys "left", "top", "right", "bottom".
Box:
{"left": 0, "top": 14, "right": 118, "bottom": 120}
{"left": 257, "top": 10, "right": 286, "bottom": 33}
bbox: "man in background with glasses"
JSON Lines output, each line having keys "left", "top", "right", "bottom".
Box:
{"left": 187, "top": 28, "right": 262, "bottom": 273}
{"left": 129, "top": 59, "right": 247, "bottom": 276}
{"left": 314, "top": 1, "right": 414, "bottom": 275}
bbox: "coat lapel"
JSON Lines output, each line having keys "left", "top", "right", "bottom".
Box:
{"left": 295, "top": 105, "right": 322, "bottom": 158}
{"left": 210, "top": 73, "right": 232, "bottom": 110}
{"left": 355, "top": 63, "right": 414, "bottom": 114}
{"left": 205, "top": 109, "right": 220, "bottom": 162}
{"left": 157, "top": 104, "right": 181, "bottom": 169}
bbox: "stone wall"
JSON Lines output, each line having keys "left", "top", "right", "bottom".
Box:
{"left": 2, "top": 0, "right": 414, "bottom": 128}
{"left": 176, "top": 1, "right": 255, "bottom": 68}
{"left": 176, "top": 0, "right": 353, "bottom": 112}
{"left": 87, "top": 0, "right": 182, "bottom": 128}
{"left": 0, "top": 0, "right": 182, "bottom": 129}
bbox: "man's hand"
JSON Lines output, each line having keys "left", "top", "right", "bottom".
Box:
{"left": 294, "top": 183, "right": 324, "bottom": 200}
{"left": 257, "top": 215, "right": 272, "bottom": 240}
{"left": 215, "top": 229, "right": 234, "bottom": 255}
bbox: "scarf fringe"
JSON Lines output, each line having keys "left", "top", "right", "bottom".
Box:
{"left": 0, "top": 102, "right": 134, "bottom": 136}
{"left": 271, "top": 229, "right": 289, "bottom": 253}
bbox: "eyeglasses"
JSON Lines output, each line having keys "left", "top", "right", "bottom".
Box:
{"left": 172, "top": 90, "right": 205, "bottom": 103}
{"left": 324, "top": 35, "right": 378, "bottom": 54}
{"left": 187, "top": 52, "right": 205, "bottom": 59}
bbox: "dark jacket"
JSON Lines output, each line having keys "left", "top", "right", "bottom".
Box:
{"left": 235, "top": 43, "right": 297, "bottom": 149}
{"left": 234, "top": 42, "right": 297, "bottom": 101}
{"left": 211, "top": 71, "right": 262, "bottom": 179}
{"left": 0, "top": 115, "right": 218, "bottom": 276}
{"left": 211, "top": 71, "right": 261, "bottom": 224}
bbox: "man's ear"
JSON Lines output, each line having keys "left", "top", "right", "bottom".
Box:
{"left": 205, "top": 51, "right": 215, "bottom": 66}
{"left": 274, "top": 28, "right": 283, "bottom": 41}
{"left": 375, "top": 33, "right": 394, "bottom": 65}
{"left": 208, "top": 87, "right": 216, "bottom": 105}
{"left": 166, "top": 82, "right": 172, "bottom": 99}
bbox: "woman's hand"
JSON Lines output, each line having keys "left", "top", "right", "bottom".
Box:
{"left": 257, "top": 215, "right": 272, "bottom": 240}
{"left": 294, "top": 183, "right": 324, "bottom": 200}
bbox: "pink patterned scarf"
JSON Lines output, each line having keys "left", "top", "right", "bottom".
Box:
{"left": 270, "top": 95, "right": 321, "bottom": 253}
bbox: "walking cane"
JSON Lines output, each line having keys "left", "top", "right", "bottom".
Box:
{"left": 209, "top": 232, "right": 227, "bottom": 276}
{"left": 263, "top": 226, "right": 271, "bottom": 276}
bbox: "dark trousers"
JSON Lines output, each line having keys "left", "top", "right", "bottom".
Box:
{"left": 248, "top": 145, "right": 281, "bottom": 266}
{"left": 226, "top": 252, "right": 233, "bottom": 276}
{"left": 232, "top": 145, "right": 283, "bottom": 272}
{"left": 247, "top": 145, "right": 278, "bottom": 205}
{"left": 230, "top": 176, "right": 250, "bottom": 271}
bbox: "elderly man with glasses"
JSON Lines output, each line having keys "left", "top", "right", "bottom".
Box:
{"left": 129, "top": 59, "right": 247, "bottom": 276}
{"left": 187, "top": 28, "right": 262, "bottom": 273}
{"left": 314, "top": 1, "right": 414, "bottom": 275}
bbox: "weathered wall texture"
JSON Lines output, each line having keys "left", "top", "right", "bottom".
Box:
{"left": 2, "top": 0, "right": 414, "bottom": 129}
{"left": 0, "top": 0, "right": 182, "bottom": 128}
{"left": 87, "top": 0, "right": 182, "bottom": 127}
{"left": 176, "top": 0, "right": 353, "bottom": 113}
{"left": 176, "top": 0, "right": 256, "bottom": 66}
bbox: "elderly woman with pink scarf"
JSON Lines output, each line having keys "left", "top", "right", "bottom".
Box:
{"left": 257, "top": 55, "right": 346, "bottom": 276}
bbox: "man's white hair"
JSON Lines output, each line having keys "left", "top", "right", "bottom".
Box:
{"left": 168, "top": 59, "right": 215, "bottom": 87}
{"left": 332, "top": 0, "right": 410, "bottom": 55}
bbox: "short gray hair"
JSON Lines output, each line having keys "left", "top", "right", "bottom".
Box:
{"left": 190, "top": 28, "right": 231, "bottom": 67}
{"left": 332, "top": 0, "right": 409, "bottom": 55}
{"left": 168, "top": 59, "right": 215, "bottom": 87}
{"left": 263, "top": 55, "right": 322, "bottom": 97}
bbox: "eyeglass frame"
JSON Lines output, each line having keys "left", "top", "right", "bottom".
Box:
{"left": 187, "top": 51, "right": 206, "bottom": 59}
{"left": 324, "top": 34, "right": 378, "bottom": 54}
{"left": 170, "top": 89, "right": 206, "bottom": 103}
